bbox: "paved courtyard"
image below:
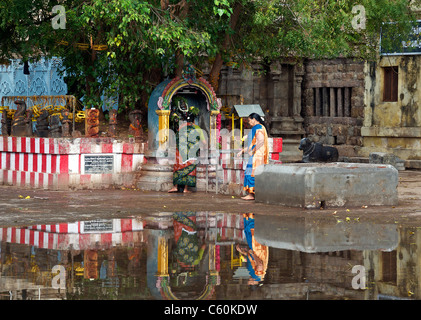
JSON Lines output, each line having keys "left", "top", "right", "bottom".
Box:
{"left": 0, "top": 170, "right": 420, "bottom": 227}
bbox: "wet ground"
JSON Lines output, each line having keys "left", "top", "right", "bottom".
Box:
{"left": 1, "top": 170, "right": 421, "bottom": 227}
{"left": 1, "top": 170, "right": 421, "bottom": 301}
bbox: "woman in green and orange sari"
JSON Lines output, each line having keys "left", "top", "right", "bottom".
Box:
{"left": 168, "top": 102, "right": 206, "bottom": 193}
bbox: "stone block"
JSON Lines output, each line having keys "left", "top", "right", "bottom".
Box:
{"left": 369, "top": 152, "right": 405, "bottom": 171}
{"left": 255, "top": 163, "right": 398, "bottom": 208}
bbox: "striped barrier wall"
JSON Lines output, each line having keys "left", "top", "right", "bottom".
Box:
{"left": 0, "top": 218, "right": 145, "bottom": 250}
{"left": 0, "top": 227, "right": 145, "bottom": 250}
{"left": 26, "top": 218, "right": 145, "bottom": 234}
{"left": 195, "top": 212, "right": 245, "bottom": 242}
{"left": 217, "top": 137, "right": 283, "bottom": 192}
{"left": 0, "top": 137, "right": 147, "bottom": 189}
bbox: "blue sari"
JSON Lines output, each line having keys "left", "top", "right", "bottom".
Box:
{"left": 243, "top": 124, "right": 268, "bottom": 194}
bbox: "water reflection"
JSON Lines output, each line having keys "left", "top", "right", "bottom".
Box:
{"left": 0, "top": 212, "right": 418, "bottom": 300}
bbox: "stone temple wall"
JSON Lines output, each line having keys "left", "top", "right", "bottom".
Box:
{"left": 210, "top": 58, "right": 367, "bottom": 161}
{"left": 302, "top": 58, "right": 365, "bottom": 158}
{"left": 361, "top": 55, "right": 421, "bottom": 165}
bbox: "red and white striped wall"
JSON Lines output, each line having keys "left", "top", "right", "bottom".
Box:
{"left": 0, "top": 218, "right": 145, "bottom": 250}
{"left": 0, "top": 137, "right": 147, "bottom": 189}
{"left": 269, "top": 137, "right": 283, "bottom": 161}
{"left": 217, "top": 137, "right": 282, "bottom": 189}
{"left": 216, "top": 213, "right": 244, "bottom": 241}
{"left": 27, "top": 218, "right": 144, "bottom": 234}
{"left": 195, "top": 212, "right": 245, "bottom": 242}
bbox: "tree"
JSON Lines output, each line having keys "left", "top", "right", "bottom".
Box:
{"left": 0, "top": 0, "right": 419, "bottom": 116}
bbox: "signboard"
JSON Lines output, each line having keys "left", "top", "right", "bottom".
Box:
{"left": 81, "top": 219, "right": 114, "bottom": 233}
{"left": 381, "top": 20, "right": 421, "bottom": 56}
{"left": 233, "top": 104, "right": 265, "bottom": 118}
{"left": 83, "top": 154, "right": 114, "bottom": 174}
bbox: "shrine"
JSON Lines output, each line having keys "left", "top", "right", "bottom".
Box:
{"left": 147, "top": 74, "right": 221, "bottom": 155}
{"left": 138, "top": 73, "right": 222, "bottom": 192}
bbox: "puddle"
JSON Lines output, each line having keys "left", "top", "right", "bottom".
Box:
{"left": 0, "top": 212, "right": 417, "bottom": 300}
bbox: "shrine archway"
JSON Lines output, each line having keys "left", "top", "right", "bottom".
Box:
{"left": 148, "top": 76, "right": 221, "bottom": 153}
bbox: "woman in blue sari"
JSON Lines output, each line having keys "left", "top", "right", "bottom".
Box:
{"left": 237, "top": 113, "right": 269, "bottom": 200}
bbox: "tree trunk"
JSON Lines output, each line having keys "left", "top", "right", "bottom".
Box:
{"left": 174, "top": 0, "right": 189, "bottom": 77}
{"left": 209, "top": 2, "right": 242, "bottom": 92}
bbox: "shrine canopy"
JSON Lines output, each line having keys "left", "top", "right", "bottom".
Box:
{"left": 233, "top": 104, "right": 264, "bottom": 118}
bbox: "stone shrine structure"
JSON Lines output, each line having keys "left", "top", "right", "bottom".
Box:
{"left": 138, "top": 75, "right": 221, "bottom": 191}
{"left": 216, "top": 61, "right": 305, "bottom": 162}
{"left": 302, "top": 59, "right": 365, "bottom": 159}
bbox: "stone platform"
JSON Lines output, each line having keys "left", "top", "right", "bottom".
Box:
{"left": 255, "top": 162, "right": 398, "bottom": 208}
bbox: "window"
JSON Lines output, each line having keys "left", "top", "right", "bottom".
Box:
{"left": 313, "top": 87, "right": 352, "bottom": 117}
{"left": 381, "top": 250, "right": 397, "bottom": 284}
{"left": 383, "top": 66, "right": 398, "bottom": 102}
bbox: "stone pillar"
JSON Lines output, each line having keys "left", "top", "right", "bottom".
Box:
{"left": 293, "top": 67, "right": 305, "bottom": 124}
{"left": 156, "top": 109, "right": 171, "bottom": 151}
{"left": 209, "top": 110, "right": 220, "bottom": 150}
{"left": 157, "top": 236, "right": 169, "bottom": 277}
{"left": 269, "top": 63, "right": 305, "bottom": 162}
{"left": 270, "top": 61, "right": 282, "bottom": 113}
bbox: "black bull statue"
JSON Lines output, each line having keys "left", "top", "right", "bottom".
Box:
{"left": 298, "top": 138, "right": 339, "bottom": 163}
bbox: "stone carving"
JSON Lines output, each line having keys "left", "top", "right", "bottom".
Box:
{"left": 35, "top": 109, "right": 50, "bottom": 137}
{"left": 49, "top": 114, "right": 61, "bottom": 138}
{"left": 61, "top": 109, "right": 71, "bottom": 137}
{"left": 108, "top": 108, "right": 117, "bottom": 137}
{"left": 128, "top": 109, "right": 144, "bottom": 139}
{"left": 11, "top": 100, "right": 32, "bottom": 136}
{"left": 1, "top": 111, "right": 8, "bottom": 136}
{"left": 298, "top": 137, "right": 339, "bottom": 163}
{"left": 86, "top": 108, "right": 99, "bottom": 137}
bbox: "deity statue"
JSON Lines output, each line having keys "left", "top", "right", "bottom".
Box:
{"left": 11, "top": 100, "right": 32, "bottom": 136}
{"left": 86, "top": 108, "right": 99, "bottom": 137}
{"left": 35, "top": 109, "right": 49, "bottom": 137}
{"left": 61, "top": 109, "right": 71, "bottom": 137}
{"left": 128, "top": 109, "right": 144, "bottom": 139}
{"left": 108, "top": 108, "right": 117, "bottom": 138}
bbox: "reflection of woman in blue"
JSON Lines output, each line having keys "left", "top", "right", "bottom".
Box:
{"left": 236, "top": 213, "right": 268, "bottom": 285}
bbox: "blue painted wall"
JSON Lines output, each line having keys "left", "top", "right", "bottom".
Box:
{"left": 0, "top": 57, "right": 67, "bottom": 107}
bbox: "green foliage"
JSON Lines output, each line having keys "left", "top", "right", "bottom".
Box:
{"left": 234, "top": 0, "right": 419, "bottom": 63}
{"left": 0, "top": 0, "right": 419, "bottom": 113}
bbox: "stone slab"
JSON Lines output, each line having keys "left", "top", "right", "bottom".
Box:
{"left": 369, "top": 152, "right": 405, "bottom": 171}
{"left": 255, "top": 162, "right": 398, "bottom": 208}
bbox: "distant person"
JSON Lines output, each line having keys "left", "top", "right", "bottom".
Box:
{"left": 236, "top": 113, "right": 269, "bottom": 200}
